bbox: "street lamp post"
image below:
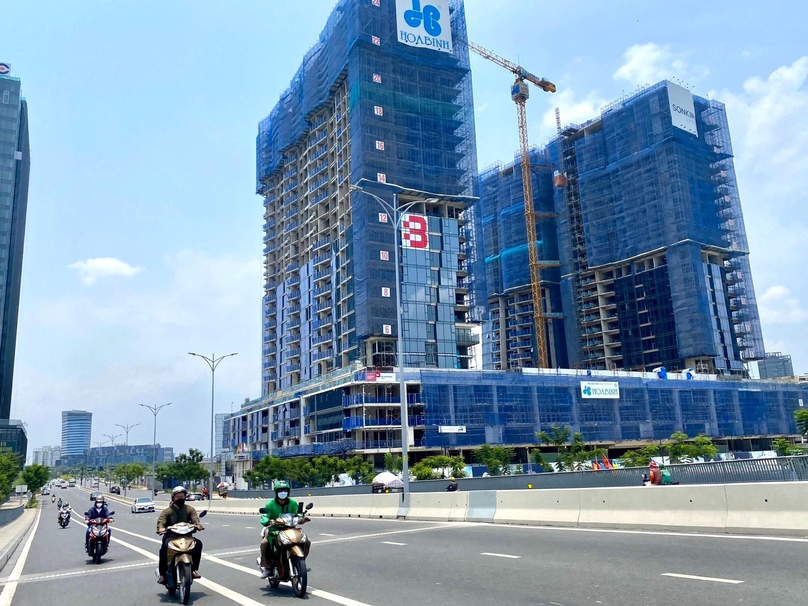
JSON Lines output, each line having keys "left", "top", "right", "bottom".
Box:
{"left": 103, "top": 433, "right": 121, "bottom": 485}
{"left": 139, "top": 403, "right": 171, "bottom": 495}
{"left": 93, "top": 440, "right": 108, "bottom": 484}
{"left": 115, "top": 423, "right": 140, "bottom": 497}
{"left": 349, "top": 183, "right": 427, "bottom": 497}
{"left": 189, "top": 352, "right": 238, "bottom": 501}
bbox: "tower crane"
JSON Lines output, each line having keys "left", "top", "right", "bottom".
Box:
{"left": 468, "top": 41, "right": 556, "bottom": 369}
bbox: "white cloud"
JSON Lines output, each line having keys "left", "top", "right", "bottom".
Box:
{"left": 541, "top": 89, "right": 609, "bottom": 134}
{"left": 613, "top": 43, "right": 709, "bottom": 87}
{"left": 757, "top": 286, "right": 808, "bottom": 325}
{"left": 68, "top": 257, "right": 143, "bottom": 285}
{"left": 15, "top": 250, "right": 262, "bottom": 452}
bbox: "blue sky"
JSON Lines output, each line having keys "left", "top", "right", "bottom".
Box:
{"left": 2, "top": 1, "right": 807, "bottom": 456}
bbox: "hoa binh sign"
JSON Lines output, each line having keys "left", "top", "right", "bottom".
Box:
{"left": 396, "top": 0, "right": 453, "bottom": 53}
{"left": 580, "top": 381, "right": 620, "bottom": 399}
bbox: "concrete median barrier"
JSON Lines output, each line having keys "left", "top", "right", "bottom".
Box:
{"left": 724, "top": 481, "right": 808, "bottom": 535}
{"left": 493, "top": 488, "right": 581, "bottom": 526}
{"left": 465, "top": 490, "right": 497, "bottom": 523}
{"left": 577, "top": 484, "right": 728, "bottom": 532}
{"left": 369, "top": 493, "right": 401, "bottom": 518}
{"left": 406, "top": 492, "right": 468, "bottom": 522}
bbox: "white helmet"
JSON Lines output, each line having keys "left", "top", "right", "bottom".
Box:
{"left": 172, "top": 486, "right": 188, "bottom": 498}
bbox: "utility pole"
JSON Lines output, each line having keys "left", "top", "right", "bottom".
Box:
{"left": 139, "top": 403, "right": 171, "bottom": 495}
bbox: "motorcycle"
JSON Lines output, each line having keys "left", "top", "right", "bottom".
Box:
{"left": 58, "top": 507, "right": 71, "bottom": 528}
{"left": 257, "top": 503, "right": 313, "bottom": 598}
{"left": 87, "top": 511, "right": 114, "bottom": 564}
{"left": 162, "top": 510, "right": 207, "bottom": 605}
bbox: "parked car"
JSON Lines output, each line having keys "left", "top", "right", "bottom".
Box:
{"left": 186, "top": 493, "right": 205, "bottom": 502}
{"left": 110, "top": 485, "right": 121, "bottom": 495}
{"left": 131, "top": 497, "right": 155, "bottom": 514}
{"left": 90, "top": 491, "right": 103, "bottom": 501}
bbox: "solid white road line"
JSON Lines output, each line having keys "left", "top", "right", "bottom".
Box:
{"left": 0, "top": 507, "right": 41, "bottom": 606}
{"left": 480, "top": 552, "right": 521, "bottom": 559}
{"left": 475, "top": 521, "right": 808, "bottom": 543}
{"left": 310, "top": 588, "right": 374, "bottom": 606}
{"left": 661, "top": 573, "right": 744, "bottom": 584}
{"left": 319, "top": 533, "right": 337, "bottom": 537}
{"left": 381, "top": 541, "right": 406, "bottom": 546}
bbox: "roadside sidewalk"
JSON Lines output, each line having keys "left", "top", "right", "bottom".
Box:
{"left": 0, "top": 507, "right": 37, "bottom": 574}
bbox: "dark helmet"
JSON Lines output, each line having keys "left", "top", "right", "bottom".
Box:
{"left": 274, "top": 480, "right": 291, "bottom": 500}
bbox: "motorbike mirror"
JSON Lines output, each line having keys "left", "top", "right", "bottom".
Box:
{"left": 297, "top": 502, "right": 305, "bottom": 514}
{"left": 305, "top": 503, "right": 314, "bottom": 511}
{"left": 258, "top": 507, "right": 267, "bottom": 514}
{"left": 199, "top": 510, "right": 208, "bottom": 518}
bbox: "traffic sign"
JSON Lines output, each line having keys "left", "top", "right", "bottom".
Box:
{"left": 438, "top": 425, "right": 466, "bottom": 434}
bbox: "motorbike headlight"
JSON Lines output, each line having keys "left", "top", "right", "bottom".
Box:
{"left": 277, "top": 532, "right": 292, "bottom": 546}
{"left": 299, "top": 532, "right": 308, "bottom": 544}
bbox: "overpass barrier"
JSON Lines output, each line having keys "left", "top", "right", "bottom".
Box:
{"left": 214, "top": 482, "right": 808, "bottom": 535}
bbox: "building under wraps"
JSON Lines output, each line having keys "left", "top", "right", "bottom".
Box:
{"left": 229, "top": 1, "right": 792, "bottom": 472}
{"left": 482, "top": 81, "right": 765, "bottom": 376}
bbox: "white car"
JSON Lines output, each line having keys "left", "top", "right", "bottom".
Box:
{"left": 131, "top": 497, "right": 155, "bottom": 514}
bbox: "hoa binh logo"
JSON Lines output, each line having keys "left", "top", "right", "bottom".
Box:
{"left": 395, "top": 0, "right": 453, "bottom": 53}
{"left": 582, "top": 385, "right": 593, "bottom": 397}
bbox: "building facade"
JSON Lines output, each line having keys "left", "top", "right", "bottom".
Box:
{"left": 61, "top": 410, "right": 92, "bottom": 457}
{"left": 0, "top": 66, "right": 30, "bottom": 425}
{"left": 0, "top": 418, "right": 26, "bottom": 467}
{"left": 758, "top": 352, "right": 794, "bottom": 380}
{"left": 32, "top": 445, "right": 61, "bottom": 467}
{"left": 254, "top": 0, "right": 483, "bottom": 455}
{"left": 215, "top": 413, "right": 227, "bottom": 456}
{"left": 61, "top": 443, "right": 173, "bottom": 469}
{"left": 547, "top": 81, "right": 764, "bottom": 375}
{"left": 479, "top": 149, "right": 567, "bottom": 370}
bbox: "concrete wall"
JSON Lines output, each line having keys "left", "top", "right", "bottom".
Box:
{"left": 0, "top": 501, "right": 24, "bottom": 528}
{"left": 213, "top": 482, "right": 808, "bottom": 536}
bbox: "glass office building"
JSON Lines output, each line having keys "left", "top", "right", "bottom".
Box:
{"left": 61, "top": 410, "right": 92, "bottom": 457}
{"left": 0, "top": 68, "right": 30, "bottom": 423}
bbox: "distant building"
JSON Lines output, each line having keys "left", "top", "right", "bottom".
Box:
{"left": 32, "top": 445, "right": 61, "bottom": 467}
{"left": 758, "top": 352, "right": 794, "bottom": 379}
{"left": 61, "top": 410, "right": 92, "bottom": 457}
{"left": 0, "top": 419, "right": 26, "bottom": 467}
{"left": 61, "top": 443, "right": 173, "bottom": 469}
{"left": 215, "top": 413, "right": 227, "bottom": 456}
{"left": 0, "top": 66, "right": 30, "bottom": 424}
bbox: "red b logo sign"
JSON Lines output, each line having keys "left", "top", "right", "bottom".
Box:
{"left": 401, "top": 214, "right": 429, "bottom": 249}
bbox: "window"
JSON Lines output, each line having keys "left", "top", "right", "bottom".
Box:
{"left": 1, "top": 91, "right": 9, "bottom": 104}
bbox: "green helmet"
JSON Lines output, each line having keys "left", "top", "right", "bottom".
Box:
{"left": 274, "top": 480, "right": 291, "bottom": 499}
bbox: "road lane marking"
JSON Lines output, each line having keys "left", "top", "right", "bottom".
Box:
{"left": 475, "top": 521, "right": 808, "bottom": 543}
{"left": 381, "top": 541, "right": 406, "bottom": 546}
{"left": 481, "top": 552, "right": 521, "bottom": 559}
{"left": 105, "top": 524, "right": 379, "bottom": 606}
{"left": 319, "top": 533, "right": 337, "bottom": 537}
{"left": 18, "top": 561, "right": 153, "bottom": 584}
{"left": 0, "top": 507, "right": 41, "bottom": 606}
{"left": 661, "top": 573, "right": 743, "bottom": 584}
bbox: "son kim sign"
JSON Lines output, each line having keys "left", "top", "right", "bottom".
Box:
{"left": 580, "top": 381, "right": 620, "bottom": 399}
{"left": 396, "top": 0, "right": 453, "bottom": 53}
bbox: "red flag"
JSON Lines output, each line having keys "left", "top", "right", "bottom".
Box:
{"left": 602, "top": 455, "right": 612, "bottom": 469}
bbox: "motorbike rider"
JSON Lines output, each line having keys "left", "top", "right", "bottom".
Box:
{"left": 445, "top": 477, "right": 459, "bottom": 492}
{"left": 84, "top": 496, "right": 111, "bottom": 553}
{"left": 57, "top": 496, "right": 63, "bottom": 508}
{"left": 57, "top": 501, "right": 72, "bottom": 524}
{"left": 156, "top": 486, "right": 204, "bottom": 585}
{"left": 51, "top": 493, "right": 55, "bottom": 504}
{"left": 257, "top": 480, "right": 300, "bottom": 579}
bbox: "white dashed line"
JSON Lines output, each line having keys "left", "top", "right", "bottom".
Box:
{"left": 661, "top": 573, "right": 744, "bottom": 584}
{"left": 381, "top": 541, "right": 406, "bottom": 546}
{"left": 480, "top": 552, "right": 521, "bottom": 559}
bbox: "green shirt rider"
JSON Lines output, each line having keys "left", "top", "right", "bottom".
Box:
{"left": 257, "top": 480, "right": 298, "bottom": 579}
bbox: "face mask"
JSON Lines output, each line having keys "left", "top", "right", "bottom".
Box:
{"left": 174, "top": 498, "right": 185, "bottom": 508}
{"left": 95, "top": 504, "right": 103, "bottom": 509}
{"left": 276, "top": 491, "right": 288, "bottom": 500}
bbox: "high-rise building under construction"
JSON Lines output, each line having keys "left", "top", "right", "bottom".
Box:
{"left": 483, "top": 81, "right": 765, "bottom": 375}
{"left": 253, "top": 0, "right": 483, "bottom": 454}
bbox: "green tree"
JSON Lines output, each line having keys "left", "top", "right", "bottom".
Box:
{"left": 473, "top": 445, "right": 516, "bottom": 476}
{"left": 0, "top": 453, "right": 20, "bottom": 499}
{"left": 529, "top": 449, "right": 553, "bottom": 472}
{"left": 344, "top": 456, "right": 375, "bottom": 484}
{"left": 795, "top": 409, "right": 808, "bottom": 437}
{"left": 20, "top": 464, "right": 50, "bottom": 492}
{"left": 772, "top": 438, "right": 805, "bottom": 457}
{"left": 312, "top": 455, "right": 344, "bottom": 486}
{"left": 383, "top": 453, "right": 403, "bottom": 474}
{"left": 667, "top": 431, "right": 690, "bottom": 463}
{"left": 411, "top": 455, "right": 466, "bottom": 480}
{"left": 537, "top": 426, "right": 572, "bottom": 471}
{"left": 567, "top": 433, "right": 607, "bottom": 470}
{"left": 619, "top": 444, "right": 660, "bottom": 468}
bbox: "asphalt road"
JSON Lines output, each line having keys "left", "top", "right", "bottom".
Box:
{"left": 1, "top": 486, "right": 806, "bottom": 606}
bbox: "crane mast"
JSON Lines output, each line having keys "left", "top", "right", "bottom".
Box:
{"left": 468, "top": 40, "right": 556, "bottom": 369}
